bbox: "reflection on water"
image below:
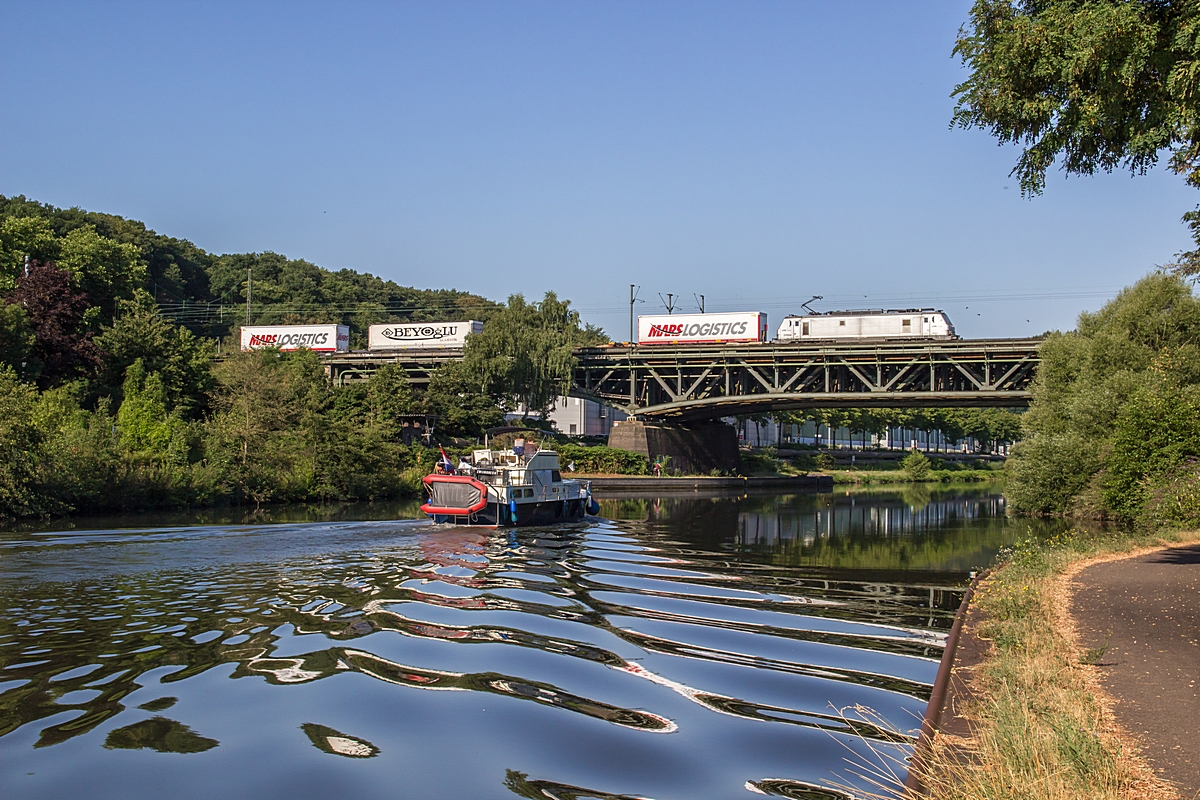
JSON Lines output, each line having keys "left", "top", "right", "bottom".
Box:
{"left": 600, "top": 485, "right": 1062, "bottom": 574}
{"left": 0, "top": 487, "right": 1055, "bottom": 799}
{"left": 104, "top": 717, "right": 219, "bottom": 753}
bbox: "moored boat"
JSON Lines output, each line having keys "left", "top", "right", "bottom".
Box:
{"left": 421, "top": 447, "right": 599, "bottom": 527}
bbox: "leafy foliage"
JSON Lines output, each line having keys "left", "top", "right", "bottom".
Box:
{"left": 0, "top": 368, "right": 49, "bottom": 516}
{"left": 1006, "top": 272, "right": 1200, "bottom": 518}
{"left": 555, "top": 444, "right": 649, "bottom": 475}
{"left": 458, "top": 292, "right": 607, "bottom": 418}
{"left": 94, "top": 290, "right": 215, "bottom": 417}
{"left": 954, "top": 1, "right": 1200, "bottom": 194}
{"left": 0, "top": 195, "right": 500, "bottom": 347}
{"left": 0, "top": 302, "right": 35, "bottom": 378}
{"left": 11, "top": 261, "right": 102, "bottom": 388}
{"left": 901, "top": 448, "right": 933, "bottom": 481}
{"left": 422, "top": 360, "right": 505, "bottom": 438}
{"left": 953, "top": 0, "right": 1200, "bottom": 270}
{"left": 0, "top": 195, "right": 635, "bottom": 518}
{"left": 206, "top": 251, "right": 499, "bottom": 346}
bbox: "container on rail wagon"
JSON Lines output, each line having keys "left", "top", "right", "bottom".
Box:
{"left": 776, "top": 309, "right": 956, "bottom": 341}
{"left": 239, "top": 324, "right": 350, "bottom": 352}
{"left": 367, "top": 320, "right": 484, "bottom": 350}
{"left": 637, "top": 312, "right": 768, "bottom": 345}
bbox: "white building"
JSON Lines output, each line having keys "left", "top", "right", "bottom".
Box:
{"left": 507, "top": 397, "right": 629, "bottom": 437}
{"left": 733, "top": 416, "right": 1009, "bottom": 454}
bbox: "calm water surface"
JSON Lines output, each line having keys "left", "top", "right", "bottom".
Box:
{"left": 0, "top": 486, "right": 1067, "bottom": 799}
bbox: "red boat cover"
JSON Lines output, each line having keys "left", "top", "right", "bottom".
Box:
{"left": 421, "top": 474, "right": 489, "bottom": 515}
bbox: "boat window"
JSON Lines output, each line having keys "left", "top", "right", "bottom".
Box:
{"left": 552, "top": 470, "right": 562, "bottom": 481}
{"left": 524, "top": 488, "right": 534, "bottom": 498}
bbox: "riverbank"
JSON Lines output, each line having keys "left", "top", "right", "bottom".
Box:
{"left": 827, "top": 467, "right": 1001, "bottom": 485}
{"left": 580, "top": 474, "right": 833, "bottom": 494}
{"left": 919, "top": 526, "right": 1200, "bottom": 800}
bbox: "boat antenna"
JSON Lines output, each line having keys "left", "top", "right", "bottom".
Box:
{"left": 801, "top": 295, "right": 823, "bottom": 314}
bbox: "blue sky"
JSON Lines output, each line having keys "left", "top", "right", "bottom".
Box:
{"left": 2, "top": 1, "right": 1195, "bottom": 339}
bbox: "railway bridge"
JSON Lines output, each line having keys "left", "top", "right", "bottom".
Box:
{"left": 324, "top": 337, "right": 1042, "bottom": 420}
{"left": 572, "top": 338, "right": 1040, "bottom": 421}
{"left": 323, "top": 338, "right": 1041, "bottom": 471}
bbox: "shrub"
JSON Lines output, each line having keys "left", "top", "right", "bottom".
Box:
{"left": 1006, "top": 273, "right": 1200, "bottom": 517}
{"left": 739, "top": 452, "right": 778, "bottom": 475}
{"left": 901, "top": 448, "right": 932, "bottom": 481}
{"left": 555, "top": 444, "right": 648, "bottom": 475}
{"left": 1139, "top": 461, "right": 1200, "bottom": 529}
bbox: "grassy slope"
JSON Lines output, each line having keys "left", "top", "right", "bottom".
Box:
{"left": 922, "top": 527, "right": 1200, "bottom": 800}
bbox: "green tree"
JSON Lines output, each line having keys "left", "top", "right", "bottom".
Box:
{"left": 116, "top": 359, "right": 187, "bottom": 463}
{"left": 901, "top": 448, "right": 933, "bottom": 481}
{"left": 0, "top": 302, "right": 35, "bottom": 378}
{"left": 1105, "top": 370, "right": 1200, "bottom": 515}
{"left": 0, "top": 367, "right": 47, "bottom": 516}
{"left": 1007, "top": 272, "right": 1200, "bottom": 515}
{"left": 365, "top": 363, "right": 416, "bottom": 436}
{"left": 423, "top": 360, "right": 505, "bottom": 438}
{"left": 95, "top": 290, "right": 215, "bottom": 417}
{"left": 56, "top": 225, "right": 146, "bottom": 325}
{"left": 0, "top": 216, "right": 58, "bottom": 292}
{"left": 953, "top": 1, "right": 1200, "bottom": 266}
{"left": 459, "top": 291, "right": 605, "bottom": 418}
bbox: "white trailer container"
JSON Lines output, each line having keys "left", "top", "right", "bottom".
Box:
{"left": 368, "top": 320, "right": 483, "bottom": 350}
{"left": 776, "top": 309, "right": 956, "bottom": 341}
{"left": 240, "top": 324, "right": 350, "bottom": 352}
{"left": 638, "top": 312, "right": 768, "bottom": 345}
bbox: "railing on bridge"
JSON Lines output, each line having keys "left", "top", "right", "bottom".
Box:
{"left": 320, "top": 338, "right": 1042, "bottom": 421}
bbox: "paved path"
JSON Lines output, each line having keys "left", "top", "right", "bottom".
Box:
{"left": 1074, "top": 544, "right": 1200, "bottom": 798}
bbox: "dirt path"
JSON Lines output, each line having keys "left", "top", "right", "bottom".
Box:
{"left": 1072, "top": 543, "right": 1200, "bottom": 799}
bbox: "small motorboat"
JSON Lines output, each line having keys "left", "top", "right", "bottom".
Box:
{"left": 421, "top": 446, "right": 600, "bottom": 527}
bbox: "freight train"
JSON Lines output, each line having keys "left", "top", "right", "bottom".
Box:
{"left": 635, "top": 309, "right": 956, "bottom": 345}
{"left": 239, "top": 321, "right": 484, "bottom": 352}
{"left": 237, "top": 309, "right": 956, "bottom": 354}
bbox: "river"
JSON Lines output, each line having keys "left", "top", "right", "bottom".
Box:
{"left": 0, "top": 485, "right": 1068, "bottom": 799}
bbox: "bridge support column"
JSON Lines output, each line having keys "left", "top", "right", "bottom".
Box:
{"left": 608, "top": 420, "right": 740, "bottom": 475}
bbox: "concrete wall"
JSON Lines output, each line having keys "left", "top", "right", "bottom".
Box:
{"left": 608, "top": 420, "right": 740, "bottom": 475}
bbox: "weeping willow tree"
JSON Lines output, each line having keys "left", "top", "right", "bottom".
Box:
{"left": 456, "top": 291, "right": 607, "bottom": 419}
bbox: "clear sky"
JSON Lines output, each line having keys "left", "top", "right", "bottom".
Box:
{"left": 2, "top": 1, "right": 1195, "bottom": 340}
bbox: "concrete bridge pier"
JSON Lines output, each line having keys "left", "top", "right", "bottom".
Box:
{"left": 607, "top": 419, "right": 740, "bottom": 475}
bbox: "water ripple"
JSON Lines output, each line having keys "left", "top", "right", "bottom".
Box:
{"left": 0, "top": 491, "right": 1017, "bottom": 800}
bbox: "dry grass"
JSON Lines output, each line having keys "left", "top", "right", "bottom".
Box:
{"left": 917, "top": 529, "right": 1200, "bottom": 800}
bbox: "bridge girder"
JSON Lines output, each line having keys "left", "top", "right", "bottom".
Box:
{"left": 573, "top": 339, "right": 1041, "bottom": 421}
{"left": 318, "top": 338, "right": 1043, "bottom": 421}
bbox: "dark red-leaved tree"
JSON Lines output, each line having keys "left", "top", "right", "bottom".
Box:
{"left": 10, "top": 261, "right": 101, "bottom": 387}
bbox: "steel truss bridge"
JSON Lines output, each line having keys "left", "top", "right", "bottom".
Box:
{"left": 322, "top": 338, "right": 1042, "bottom": 422}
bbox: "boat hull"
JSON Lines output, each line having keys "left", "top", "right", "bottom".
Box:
{"left": 427, "top": 498, "right": 588, "bottom": 528}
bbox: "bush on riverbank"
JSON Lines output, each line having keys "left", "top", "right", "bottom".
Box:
{"left": 556, "top": 444, "right": 648, "bottom": 475}
{"left": 0, "top": 352, "right": 462, "bottom": 518}
{"left": 1007, "top": 273, "right": 1200, "bottom": 525}
{"left": 828, "top": 468, "right": 1000, "bottom": 485}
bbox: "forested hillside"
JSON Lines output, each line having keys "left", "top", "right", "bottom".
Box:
{"left": 0, "top": 195, "right": 498, "bottom": 347}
